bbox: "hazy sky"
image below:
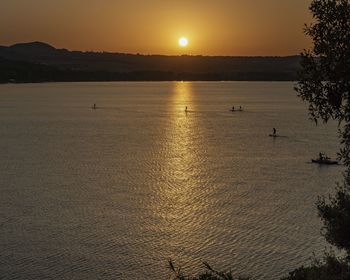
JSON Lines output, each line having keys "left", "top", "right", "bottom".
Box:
{"left": 0, "top": 0, "right": 312, "bottom": 56}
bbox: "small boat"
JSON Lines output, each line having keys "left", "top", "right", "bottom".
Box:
{"left": 268, "top": 134, "right": 287, "bottom": 138}
{"left": 230, "top": 106, "right": 243, "bottom": 112}
{"left": 311, "top": 158, "right": 338, "bottom": 165}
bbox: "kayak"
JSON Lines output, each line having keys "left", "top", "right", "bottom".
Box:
{"left": 268, "top": 134, "right": 287, "bottom": 138}
{"left": 311, "top": 159, "right": 338, "bottom": 165}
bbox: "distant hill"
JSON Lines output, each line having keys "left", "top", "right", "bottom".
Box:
{"left": 0, "top": 42, "right": 301, "bottom": 83}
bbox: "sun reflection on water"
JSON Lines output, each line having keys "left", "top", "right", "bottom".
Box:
{"left": 145, "top": 82, "right": 214, "bottom": 268}
{"left": 162, "top": 82, "right": 198, "bottom": 205}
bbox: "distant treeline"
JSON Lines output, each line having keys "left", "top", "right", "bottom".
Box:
{"left": 0, "top": 58, "right": 298, "bottom": 83}
{"left": 0, "top": 42, "right": 300, "bottom": 83}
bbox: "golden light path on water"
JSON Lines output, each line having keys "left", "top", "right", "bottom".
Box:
{"left": 161, "top": 82, "right": 198, "bottom": 211}
{"left": 146, "top": 82, "right": 215, "bottom": 270}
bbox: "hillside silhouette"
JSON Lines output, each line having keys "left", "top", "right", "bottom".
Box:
{"left": 0, "top": 42, "right": 300, "bottom": 83}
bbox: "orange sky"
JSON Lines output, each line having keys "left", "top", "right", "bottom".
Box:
{"left": 0, "top": 0, "right": 312, "bottom": 56}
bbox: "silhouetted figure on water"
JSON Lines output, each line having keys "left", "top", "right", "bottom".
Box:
{"left": 231, "top": 106, "right": 235, "bottom": 111}
{"left": 239, "top": 106, "right": 242, "bottom": 111}
{"left": 273, "top": 128, "right": 276, "bottom": 136}
{"left": 92, "top": 103, "right": 97, "bottom": 109}
{"left": 185, "top": 106, "right": 188, "bottom": 112}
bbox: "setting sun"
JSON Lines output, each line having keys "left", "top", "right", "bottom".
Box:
{"left": 179, "top": 37, "right": 188, "bottom": 47}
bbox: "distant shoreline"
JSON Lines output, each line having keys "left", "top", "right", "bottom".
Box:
{"left": 0, "top": 42, "right": 300, "bottom": 84}
{"left": 0, "top": 59, "right": 298, "bottom": 84}
{"left": 0, "top": 77, "right": 298, "bottom": 84}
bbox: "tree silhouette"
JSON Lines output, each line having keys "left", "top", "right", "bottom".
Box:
{"left": 295, "top": 0, "right": 350, "bottom": 165}
{"left": 295, "top": 0, "right": 350, "bottom": 264}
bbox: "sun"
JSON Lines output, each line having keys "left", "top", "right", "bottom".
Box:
{"left": 179, "top": 37, "right": 188, "bottom": 47}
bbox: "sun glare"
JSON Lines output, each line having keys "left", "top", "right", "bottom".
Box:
{"left": 179, "top": 37, "right": 188, "bottom": 47}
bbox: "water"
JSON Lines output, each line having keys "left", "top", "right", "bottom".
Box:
{"left": 0, "top": 82, "right": 342, "bottom": 280}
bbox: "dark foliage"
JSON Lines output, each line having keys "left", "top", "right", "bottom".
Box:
{"left": 168, "top": 260, "right": 250, "bottom": 280}
{"left": 295, "top": 0, "right": 350, "bottom": 254}
{"left": 295, "top": 0, "right": 350, "bottom": 121}
{"left": 282, "top": 254, "right": 350, "bottom": 280}
{"left": 295, "top": 0, "right": 350, "bottom": 162}
{"left": 317, "top": 178, "right": 350, "bottom": 256}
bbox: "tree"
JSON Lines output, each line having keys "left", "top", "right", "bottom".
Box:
{"left": 316, "top": 181, "right": 350, "bottom": 256}
{"left": 282, "top": 253, "right": 350, "bottom": 280}
{"left": 168, "top": 260, "right": 250, "bottom": 280}
{"left": 295, "top": 0, "right": 350, "bottom": 165}
{"left": 295, "top": 0, "right": 350, "bottom": 259}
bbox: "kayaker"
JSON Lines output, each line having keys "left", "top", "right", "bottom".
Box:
{"left": 93, "top": 103, "right": 97, "bottom": 109}
{"left": 273, "top": 128, "right": 276, "bottom": 136}
{"left": 239, "top": 106, "right": 242, "bottom": 111}
{"left": 185, "top": 106, "right": 188, "bottom": 112}
{"left": 319, "top": 152, "right": 324, "bottom": 160}
{"left": 232, "top": 106, "right": 235, "bottom": 111}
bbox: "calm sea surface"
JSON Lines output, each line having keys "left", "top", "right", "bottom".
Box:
{"left": 0, "top": 82, "right": 342, "bottom": 280}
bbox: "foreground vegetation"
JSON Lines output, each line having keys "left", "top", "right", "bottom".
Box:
{"left": 169, "top": 260, "right": 250, "bottom": 280}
